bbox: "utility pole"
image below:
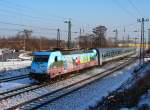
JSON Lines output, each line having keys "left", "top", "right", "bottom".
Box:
{"left": 57, "top": 28, "right": 60, "bottom": 48}
{"left": 134, "top": 38, "right": 138, "bottom": 48}
{"left": 83, "top": 29, "right": 85, "bottom": 35}
{"left": 148, "top": 29, "right": 150, "bottom": 48}
{"left": 134, "top": 30, "right": 139, "bottom": 48}
{"left": 80, "top": 28, "right": 82, "bottom": 36}
{"left": 20, "top": 29, "right": 32, "bottom": 51}
{"left": 123, "top": 28, "right": 125, "bottom": 46}
{"left": 128, "top": 35, "right": 130, "bottom": 47}
{"left": 24, "top": 29, "right": 32, "bottom": 51}
{"left": 39, "top": 38, "right": 42, "bottom": 51}
{"left": 65, "top": 20, "right": 72, "bottom": 49}
{"left": 137, "top": 18, "right": 149, "bottom": 66}
{"left": 113, "top": 29, "right": 118, "bottom": 47}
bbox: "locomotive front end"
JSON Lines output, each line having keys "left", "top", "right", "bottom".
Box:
{"left": 30, "top": 52, "right": 51, "bottom": 80}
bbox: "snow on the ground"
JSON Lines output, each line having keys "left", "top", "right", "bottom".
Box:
{"left": 37, "top": 61, "right": 140, "bottom": 110}
{"left": 119, "top": 64, "right": 150, "bottom": 110}
{"left": 120, "top": 60, "right": 150, "bottom": 92}
{"left": 0, "top": 52, "right": 32, "bottom": 79}
{"left": 0, "top": 59, "right": 127, "bottom": 109}
{"left": 0, "top": 51, "right": 32, "bottom": 72}
{"left": 0, "top": 60, "right": 32, "bottom": 93}
{"left": 120, "top": 62, "right": 150, "bottom": 110}
{"left": 0, "top": 60, "right": 31, "bottom": 72}
{"left": 0, "top": 56, "right": 122, "bottom": 95}
{"left": 145, "top": 58, "right": 150, "bottom": 62}
{"left": 19, "top": 52, "right": 32, "bottom": 60}
{"left": 0, "top": 78, "right": 35, "bottom": 93}
{"left": 0, "top": 67, "right": 30, "bottom": 80}
{"left": 0, "top": 66, "right": 34, "bottom": 93}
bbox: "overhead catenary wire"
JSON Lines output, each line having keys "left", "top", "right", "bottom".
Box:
{"left": 0, "top": 13, "right": 59, "bottom": 28}
{"left": 127, "top": 0, "right": 143, "bottom": 17}
{"left": 0, "top": 28, "right": 58, "bottom": 38}
{"left": 0, "top": 8, "right": 64, "bottom": 24}
{"left": 0, "top": 0, "right": 146, "bottom": 40}
{"left": 0, "top": 6, "right": 92, "bottom": 36}
{"left": 0, "top": 28, "right": 20, "bottom": 32}
{"left": 107, "top": 22, "right": 138, "bottom": 33}
{"left": 0, "top": 0, "right": 67, "bottom": 20}
{"left": 0, "top": 20, "right": 80, "bottom": 33}
{"left": 0, "top": 0, "right": 67, "bottom": 22}
{"left": 0, "top": 0, "right": 95, "bottom": 31}
{"left": 0, "top": 1, "right": 72, "bottom": 31}
{"left": 0, "top": 21, "right": 58, "bottom": 31}
{"left": 111, "top": 0, "right": 138, "bottom": 19}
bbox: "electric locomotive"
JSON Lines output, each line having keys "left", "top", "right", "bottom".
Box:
{"left": 30, "top": 49, "right": 98, "bottom": 80}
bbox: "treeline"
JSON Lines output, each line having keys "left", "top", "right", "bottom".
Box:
{"left": 0, "top": 25, "right": 116, "bottom": 51}
{"left": 0, "top": 35, "right": 66, "bottom": 51}
{"left": 77, "top": 34, "right": 114, "bottom": 49}
{"left": 0, "top": 35, "right": 113, "bottom": 51}
{"left": 77, "top": 25, "right": 114, "bottom": 48}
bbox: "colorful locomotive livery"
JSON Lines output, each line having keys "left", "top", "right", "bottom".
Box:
{"left": 30, "top": 49, "right": 98, "bottom": 78}
{"left": 30, "top": 48, "right": 136, "bottom": 80}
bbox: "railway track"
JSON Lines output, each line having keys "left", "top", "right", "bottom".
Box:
{"left": 0, "top": 55, "right": 132, "bottom": 84}
{"left": 5, "top": 58, "right": 136, "bottom": 110}
{"left": 0, "top": 57, "right": 127, "bottom": 98}
{"left": 0, "top": 74, "right": 29, "bottom": 83}
{"left": 0, "top": 82, "right": 41, "bottom": 100}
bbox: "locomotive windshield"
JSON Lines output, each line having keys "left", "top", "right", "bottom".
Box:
{"left": 33, "top": 55, "right": 49, "bottom": 62}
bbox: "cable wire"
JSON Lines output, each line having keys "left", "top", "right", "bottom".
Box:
{"left": 127, "top": 0, "right": 143, "bottom": 17}
{"left": 0, "top": 0, "right": 95, "bottom": 30}
{"left": 112, "top": 0, "right": 138, "bottom": 19}
{"left": 0, "top": 21, "right": 57, "bottom": 31}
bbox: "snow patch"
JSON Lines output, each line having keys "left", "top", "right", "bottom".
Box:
{"left": 0, "top": 60, "right": 32, "bottom": 71}
{"left": 38, "top": 61, "right": 139, "bottom": 110}
{"left": 19, "top": 53, "right": 32, "bottom": 60}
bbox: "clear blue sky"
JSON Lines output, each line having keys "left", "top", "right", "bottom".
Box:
{"left": 0, "top": 0, "right": 149, "bottom": 40}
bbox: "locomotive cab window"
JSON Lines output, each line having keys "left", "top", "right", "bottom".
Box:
{"left": 34, "top": 55, "right": 49, "bottom": 62}
{"left": 55, "top": 56, "right": 58, "bottom": 62}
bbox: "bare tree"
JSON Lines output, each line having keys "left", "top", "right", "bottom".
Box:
{"left": 77, "top": 34, "right": 94, "bottom": 49}
{"left": 93, "top": 25, "right": 107, "bottom": 48}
